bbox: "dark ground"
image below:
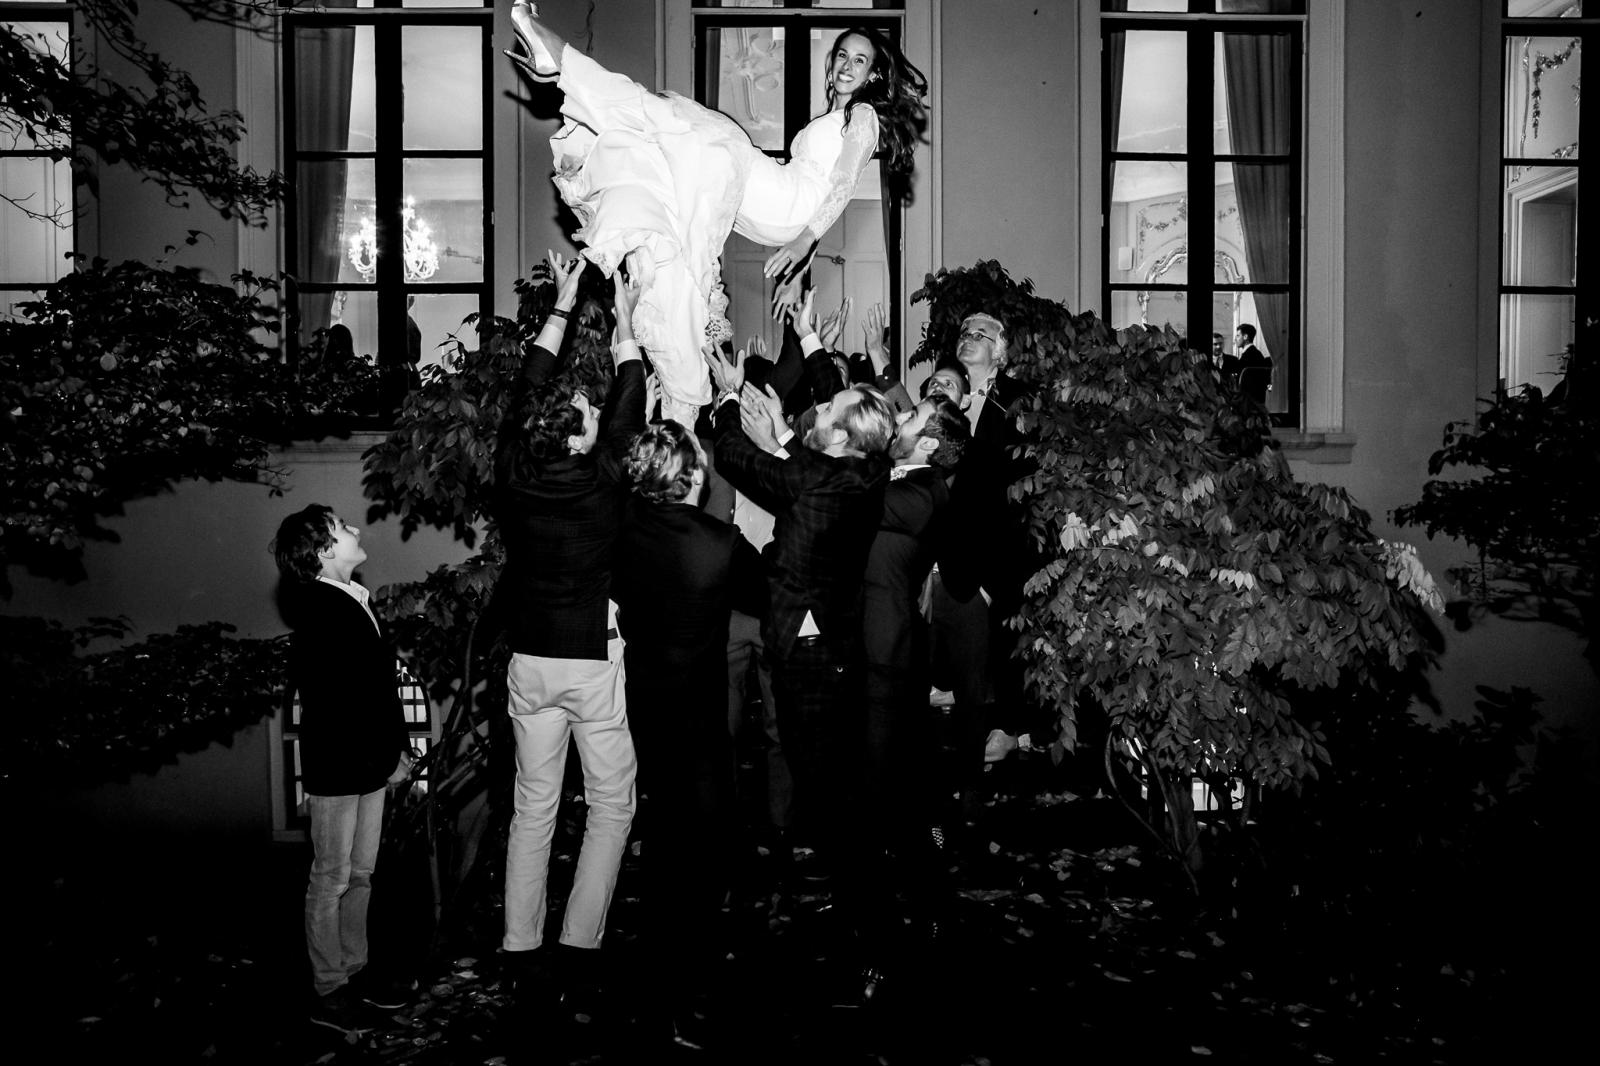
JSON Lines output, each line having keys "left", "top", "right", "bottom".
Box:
{"left": 25, "top": 753, "right": 1589, "bottom": 1066}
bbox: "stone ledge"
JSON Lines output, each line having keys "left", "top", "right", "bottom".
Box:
{"left": 269, "top": 431, "right": 391, "bottom": 463}
{"left": 1275, "top": 430, "right": 1356, "bottom": 464}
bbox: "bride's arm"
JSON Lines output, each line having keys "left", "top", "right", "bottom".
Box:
{"left": 762, "top": 108, "right": 880, "bottom": 279}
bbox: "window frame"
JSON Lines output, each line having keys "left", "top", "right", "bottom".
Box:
{"left": 280, "top": 3, "right": 495, "bottom": 386}
{"left": 1101, "top": 5, "right": 1307, "bottom": 429}
{"left": 1497, "top": 3, "right": 1594, "bottom": 394}
{"left": 1, "top": 2, "right": 78, "bottom": 314}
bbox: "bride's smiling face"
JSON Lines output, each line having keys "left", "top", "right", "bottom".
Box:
{"left": 827, "top": 33, "right": 877, "bottom": 104}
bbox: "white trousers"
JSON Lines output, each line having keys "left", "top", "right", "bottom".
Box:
{"left": 502, "top": 641, "right": 637, "bottom": 952}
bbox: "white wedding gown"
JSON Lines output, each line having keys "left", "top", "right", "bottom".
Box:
{"left": 549, "top": 46, "right": 879, "bottom": 419}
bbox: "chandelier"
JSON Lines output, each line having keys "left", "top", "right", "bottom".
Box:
{"left": 347, "top": 196, "right": 440, "bottom": 282}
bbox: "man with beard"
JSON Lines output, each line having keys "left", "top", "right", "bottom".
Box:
{"left": 705, "top": 344, "right": 895, "bottom": 1001}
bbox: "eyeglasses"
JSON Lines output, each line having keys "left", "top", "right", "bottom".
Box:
{"left": 959, "top": 329, "right": 998, "bottom": 343}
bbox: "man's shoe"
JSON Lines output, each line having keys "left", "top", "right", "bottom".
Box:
{"left": 308, "top": 988, "right": 366, "bottom": 1034}
{"left": 347, "top": 968, "right": 414, "bottom": 1012}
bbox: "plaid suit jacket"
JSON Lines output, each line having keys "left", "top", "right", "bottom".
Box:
{"left": 713, "top": 398, "right": 888, "bottom": 663}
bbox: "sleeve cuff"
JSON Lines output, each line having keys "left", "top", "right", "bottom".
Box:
{"left": 800, "top": 333, "right": 824, "bottom": 356}
{"left": 612, "top": 338, "right": 642, "bottom": 365}
{"left": 534, "top": 320, "right": 567, "bottom": 352}
{"left": 776, "top": 427, "right": 795, "bottom": 448}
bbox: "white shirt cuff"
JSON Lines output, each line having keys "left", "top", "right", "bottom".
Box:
{"left": 776, "top": 427, "right": 795, "bottom": 449}
{"left": 534, "top": 319, "right": 567, "bottom": 352}
{"left": 800, "top": 332, "right": 824, "bottom": 356}
{"left": 612, "top": 338, "right": 642, "bottom": 365}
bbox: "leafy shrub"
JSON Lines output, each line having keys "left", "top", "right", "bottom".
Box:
{"left": 913, "top": 262, "right": 1445, "bottom": 873}
{"left": 1395, "top": 348, "right": 1598, "bottom": 667}
{"left": 3, "top": 615, "right": 286, "bottom": 787}
{"left": 0, "top": 258, "right": 378, "bottom": 588}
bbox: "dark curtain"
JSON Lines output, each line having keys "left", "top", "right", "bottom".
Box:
{"left": 1222, "top": 30, "right": 1292, "bottom": 380}
{"left": 295, "top": 9, "right": 358, "bottom": 344}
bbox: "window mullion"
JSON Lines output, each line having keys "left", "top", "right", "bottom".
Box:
{"left": 374, "top": 20, "right": 404, "bottom": 371}
{"left": 1187, "top": 26, "right": 1215, "bottom": 350}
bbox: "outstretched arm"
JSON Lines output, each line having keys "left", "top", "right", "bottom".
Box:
{"left": 763, "top": 109, "right": 880, "bottom": 280}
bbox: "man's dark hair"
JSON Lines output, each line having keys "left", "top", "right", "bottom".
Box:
{"left": 922, "top": 397, "right": 970, "bottom": 471}
{"left": 1236, "top": 323, "right": 1257, "bottom": 344}
{"left": 518, "top": 381, "right": 588, "bottom": 463}
{"left": 271, "top": 504, "right": 337, "bottom": 582}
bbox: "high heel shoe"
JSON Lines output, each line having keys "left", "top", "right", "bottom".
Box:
{"left": 507, "top": 1, "right": 559, "bottom": 82}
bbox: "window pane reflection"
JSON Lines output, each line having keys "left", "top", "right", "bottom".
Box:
{"left": 295, "top": 25, "right": 374, "bottom": 152}
{"left": 1501, "top": 165, "right": 1576, "bottom": 286}
{"left": 1504, "top": 36, "right": 1579, "bottom": 160}
{"left": 1, "top": 22, "right": 71, "bottom": 151}
{"left": 1112, "top": 31, "right": 1187, "bottom": 153}
{"left": 408, "top": 292, "right": 482, "bottom": 373}
{"left": 403, "top": 159, "right": 484, "bottom": 284}
{"left": 1109, "top": 161, "right": 1186, "bottom": 286}
{"left": 1111, "top": 289, "right": 1186, "bottom": 334}
{"left": 1500, "top": 293, "right": 1574, "bottom": 392}
{"left": 403, "top": 25, "right": 483, "bottom": 151}
{"left": 704, "top": 25, "right": 787, "bottom": 150}
{"left": 1217, "top": 32, "right": 1293, "bottom": 156}
{"left": 296, "top": 158, "right": 374, "bottom": 285}
{"left": 1217, "top": 161, "right": 1290, "bottom": 285}
{"left": 0, "top": 157, "right": 73, "bottom": 282}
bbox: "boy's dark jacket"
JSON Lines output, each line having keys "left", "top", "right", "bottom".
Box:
{"left": 282, "top": 578, "right": 408, "bottom": 796}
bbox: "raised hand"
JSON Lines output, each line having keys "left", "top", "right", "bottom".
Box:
{"left": 763, "top": 229, "right": 817, "bottom": 280}
{"left": 611, "top": 269, "right": 641, "bottom": 346}
{"left": 704, "top": 341, "right": 746, "bottom": 396}
{"left": 739, "top": 383, "right": 785, "bottom": 453}
{"left": 547, "top": 249, "right": 585, "bottom": 310}
{"left": 771, "top": 273, "right": 805, "bottom": 324}
{"left": 819, "top": 295, "right": 851, "bottom": 352}
{"left": 862, "top": 302, "right": 888, "bottom": 373}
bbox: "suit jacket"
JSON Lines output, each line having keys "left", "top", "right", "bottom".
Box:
{"left": 281, "top": 579, "right": 408, "bottom": 797}
{"left": 494, "top": 344, "right": 647, "bottom": 659}
{"left": 612, "top": 496, "right": 767, "bottom": 717}
{"left": 713, "top": 397, "right": 888, "bottom": 662}
{"left": 942, "top": 369, "right": 1033, "bottom": 611}
{"left": 863, "top": 466, "right": 951, "bottom": 672}
{"left": 1237, "top": 344, "right": 1272, "bottom": 405}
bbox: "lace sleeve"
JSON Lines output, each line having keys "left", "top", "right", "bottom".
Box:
{"left": 803, "top": 107, "right": 879, "bottom": 240}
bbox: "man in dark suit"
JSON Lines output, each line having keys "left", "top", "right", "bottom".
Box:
{"left": 860, "top": 396, "right": 970, "bottom": 979}
{"left": 272, "top": 504, "right": 414, "bottom": 1032}
{"left": 494, "top": 260, "right": 643, "bottom": 992}
{"left": 942, "top": 311, "right": 1041, "bottom": 769}
{"left": 705, "top": 345, "right": 896, "bottom": 990}
{"left": 1234, "top": 323, "right": 1274, "bottom": 407}
{"left": 611, "top": 419, "right": 766, "bottom": 1043}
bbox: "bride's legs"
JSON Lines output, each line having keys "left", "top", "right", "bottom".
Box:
{"left": 509, "top": 2, "right": 564, "bottom": 77}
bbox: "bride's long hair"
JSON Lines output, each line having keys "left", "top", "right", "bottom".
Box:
{"left": 825, "top": 26, "right": 929, "bottom": 200}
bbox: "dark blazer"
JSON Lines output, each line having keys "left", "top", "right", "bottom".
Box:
{"left": 282, "top": 578, "right": 408, "bottom": 797}
{"left": 863, "top": 466, "right": 950, "bottom": 672}
{"left": 942, "top": 370, "right": 1032, "bottom": 610}
{"left": 612, "top": 496, "right": 767, "bottom": 713}
{"left": 713, "top": 398, "right": 888, "bottom": 662}
{"left": 494, "top": 344, "right": 647, "bottom": 659}
{"left": 1237, "top": 344, "right": 1273, "bottom": 405}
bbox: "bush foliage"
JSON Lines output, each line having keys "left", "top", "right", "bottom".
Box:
{"left": 0, "top": 258, "right": 378, "bottom": 588}
{"left": 913, "top": 261, "right": 1446, "bottom": 870}
{"left": 3, "top": 614, "right": 286, "bottom": 787}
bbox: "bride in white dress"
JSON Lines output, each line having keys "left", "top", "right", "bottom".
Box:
{"left": 508, "top": 3, "right": 928, "bottom": 425}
